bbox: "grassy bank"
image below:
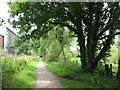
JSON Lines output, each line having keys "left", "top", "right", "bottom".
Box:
{"left": 44, "top": 59, "right": 118, "bottom": 88}
{"left": 14, "top": 59, "right": 39, "bottom": 88}
{"left": 3, "top": 57, "right": 39, "bottom": 88}
{"left": 0, "top": 48, "right": 40, "bottom": 88}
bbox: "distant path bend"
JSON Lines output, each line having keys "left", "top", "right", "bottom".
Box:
{"left": 35, "top": 59, "right": 63, "bottom": 88}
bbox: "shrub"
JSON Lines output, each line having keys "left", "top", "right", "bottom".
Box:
{"left": 0, "top": 49, "right": 39, "bottom": 77}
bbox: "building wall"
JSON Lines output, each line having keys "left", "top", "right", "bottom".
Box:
{"left": 7, "top": 29, "right": 16, "bottom": 46}
{"left": 6, "top": 28, "right": 17, "bottom": 53}
{"left": 0, "top": 26, "right": 8, "bottom": 49}
{"left": 0, "top": 26, "right": 17, "bottom": 53}
{"left": 0, "top": 35, "right": 4, "bottom": 49}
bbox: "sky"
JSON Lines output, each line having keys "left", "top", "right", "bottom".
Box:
{"left": 0, "top": 0, "right": 18, "bottom": 34}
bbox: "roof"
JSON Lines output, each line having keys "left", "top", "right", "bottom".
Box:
{"left": 0, "top": 34, "right": 4, "bottom": 36}
{"left": 6, "top": 27, "right": 17, "bottom": 36}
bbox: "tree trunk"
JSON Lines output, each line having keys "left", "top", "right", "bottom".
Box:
{"left": 117, "top": 59, "right": 120, "bottom": 80}
{"left": 76, "top": 19, "right": 87, "bottom": 72}
{"left": 78, "top": 35, "right": 87, "bottom": 72}
{"left": 62, "top": 45, "right": 66, "bottom": 62}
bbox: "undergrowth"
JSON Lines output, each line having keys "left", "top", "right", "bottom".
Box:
{"left": 1, "top": 49, "right": 40, "bottom": 88}
{"left": 44, "top": 58, "right": 118, "bottom": 88}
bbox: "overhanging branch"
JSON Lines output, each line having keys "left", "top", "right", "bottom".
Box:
{"left": 49, "top": 21, "right": 78, "bottom": 34}
{"left": 97, "top": 3, "right": 119, "bottom": 40}
{"left": 97, "top": 18, "right": 111, "bottom": 39}
{"left": 115, "top": 32, "right": 120, "bottom": 36}
{"left": 93, "top": 28, "right": 114, "bottom": 69}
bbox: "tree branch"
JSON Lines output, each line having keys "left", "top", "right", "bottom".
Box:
{"left": 49, "top": 21, "right": 78, "bottom": 34}
{"left": 115, "top": 32, "right": 120, "bottom": 36}
{"left": 97, "top": 3, "right": 119, "bottom": 40}
{"left": 93, "top": 28, "right": 114, "bottom": 69}
{"left": 99, "top": 35, "right": 109, "bottom": 40}
{"left": 97, "top": 17, "right": 111, "bottom": 39}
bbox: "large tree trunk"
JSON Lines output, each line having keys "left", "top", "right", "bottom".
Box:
{"left": 78, "top": 28, "right": 114, "bottom": 73}
{"left": 75, "top": 18, "right": 87, "bottom": 72}
{"left": 78, "top": 36, "right": 87, "bottom": 72}
{"left": 82, "top": 3, "right": 99, "bottom": 73}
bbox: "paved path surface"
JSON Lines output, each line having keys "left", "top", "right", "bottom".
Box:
{"left": 35, "top": 59, "right": 63, "bottom": 88}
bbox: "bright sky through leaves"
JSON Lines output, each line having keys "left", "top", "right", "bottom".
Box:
{"left": 0, "top": 0, "right": 18, "bottom": 34}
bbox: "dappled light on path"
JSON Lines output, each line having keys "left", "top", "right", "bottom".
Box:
{"left": 35, "top": 60, "right": 63, "bottom": 88}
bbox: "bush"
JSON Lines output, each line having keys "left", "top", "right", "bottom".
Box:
{"left": 0, "top": 49, "right": 39, "bottom": 76}
{"left": 0, "top": 48, "right": 40, "bottom": 88}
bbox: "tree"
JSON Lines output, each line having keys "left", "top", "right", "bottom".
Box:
{"left": 117, "top": 59, "right": 120, "bottom": 80}
{"left": 55, "top": 27, "right": 73, "bottom": 61}
{"left": 14, "top": 37, "right": 33, "bottom": 55}
{"left": 8, "top": 2, "right": 120, "bottom": 72}
{"left": 117, "top": 43, "right": 120, "bottom": 80}
{"left": 36, "top": 26, "right": 73, "bottom": 61}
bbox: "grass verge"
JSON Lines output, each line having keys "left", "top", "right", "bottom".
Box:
{"left": 44, "top": 60, "right": 118, "bottom": 88}
{"left": 3, "top": 57, "right": 39, "bottom": 88}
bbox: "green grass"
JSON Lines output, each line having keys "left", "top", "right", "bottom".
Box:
{"left": 44, "top": 61, "right": 72, "bottom": 76}
{"left": 44, "top": 60, "right": 118, "bottom": 88}
{"left": 3, "top": 57, "right": 39, "bottom": 88}
{"left": 60, "top": 79, "right": 91, "bottom": 88}
{"left": 44, "top": 60, "right": 81, "bottom": 77}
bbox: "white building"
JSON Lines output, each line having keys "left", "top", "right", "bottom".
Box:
{"left": 0, "top": 26, "right": 17, "bottom": 53}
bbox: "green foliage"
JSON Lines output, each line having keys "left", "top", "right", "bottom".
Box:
{"left": 0, "top": 49, "right": 40, "bottom": 88}
{"left": 95, "top": 61, "right": 105, "bottom": 74}
{"left": 14, "top": 38, "right": 32, "bottom": 55}
{"left": 8, "top": 2, "right": 120, "bottom": 72}
{"left": 2, "top": 57, "right": 39, "bottom": 88}
{"left": 60, "top": 74, "right": 118, "bottom": 88}
{"left": 36, "top": 27, "right": 74, "bottom": 61}
{"left": 108, "top": 45, "right": 119, "bottom": 73}
{"left": 93, "top": 44, "right": 119, "bottom": 74}
{"left": 1, "top": 55, "right": 32, "bottom": 76}
{"left": 44, "top": 58, "right": 81, "bottom": 77}
{"left": 44, "top": 58, "right": 81, "bottom": 76}
{"left": 44, "top": 59, "right": 118, "bottom": 88}
{"left": 107, "top": 44, "right": 119, "bottom": 64}
{"left": 60, "top": 79, "right": 91, "bottom": 88}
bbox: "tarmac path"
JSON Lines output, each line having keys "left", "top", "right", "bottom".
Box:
{"left": 35, "top": 59, "right": 63, "bottom": 88}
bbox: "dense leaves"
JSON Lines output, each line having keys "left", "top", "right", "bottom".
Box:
{"left": 36, "top": 27, "right": 74, "bottom": 61}
{"left": 0, "top": 49, "right": 40, "bottom": 88}
{"left": 8, "top": 2, "right": 120, "bottom": 72}
{"left": 0, "top": 49, "right": 38, "bottom": 76}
